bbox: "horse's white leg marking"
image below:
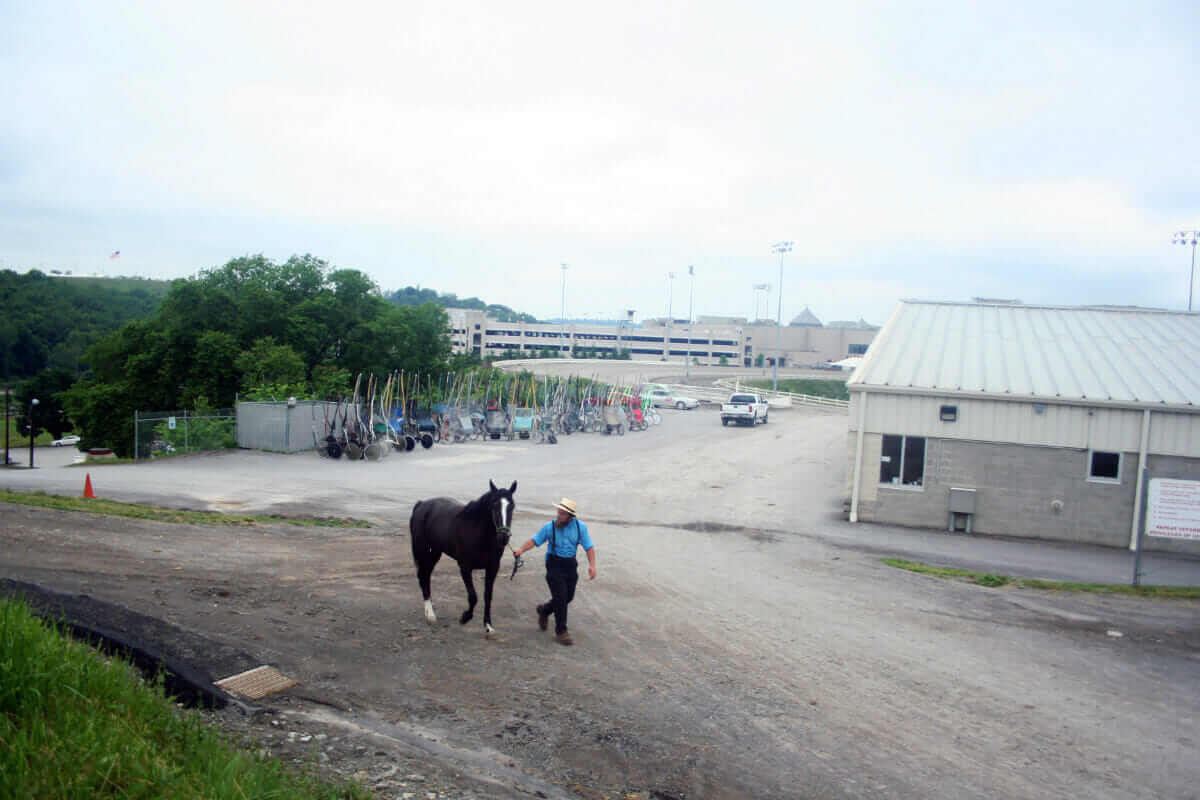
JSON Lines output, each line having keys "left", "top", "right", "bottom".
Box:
{"left": 424, "top": 599, "right": 437, "bottom": 624}
{"left": 485, "top": 622, "right": 496, "bottom": 638}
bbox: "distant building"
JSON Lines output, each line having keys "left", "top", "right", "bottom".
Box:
{"left": 789, "top": 308, "right": 822, "bottom": 327}
{"left": 447, "top": 308, "right": 878, "bottom": 367}
{"left": 846, "top": 300, "right": 1200, "bottom": 554}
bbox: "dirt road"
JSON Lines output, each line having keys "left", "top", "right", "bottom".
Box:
{"left": 2, "top": 406, "right": 1198, "bottom": 799}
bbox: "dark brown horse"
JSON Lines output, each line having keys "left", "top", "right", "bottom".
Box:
{"left": 409, "top": 480, "right": 516, "bottom": 637}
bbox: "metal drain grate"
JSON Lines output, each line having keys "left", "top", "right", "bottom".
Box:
{"left": 214, "top": 665, "right": 300, "bottom": 700}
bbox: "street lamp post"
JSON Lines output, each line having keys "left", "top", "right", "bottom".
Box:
{"left": 3, "top": 386, "right": 9, "bottom": 466}
{"left": 686, "top": 265, "right": 695, "bottom": 378}
{"left": 560, "top": 263, "right": 569, "bottom": 354}
{"left": 28, "top": 398, "right": 38, "bottom": 469}
{"left": 1174, "top": 230, "right": 1200, "bottom": 312}
{"left": 771, "top": 241, "right": 793, "bottom": 392}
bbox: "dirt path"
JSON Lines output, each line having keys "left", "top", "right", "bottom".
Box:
{"left": 2, "top": 407, "right": 1199, "bottom": 799}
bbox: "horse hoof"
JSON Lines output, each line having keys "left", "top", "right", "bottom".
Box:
{"left": 423, "top": 600, "right": 437, "bottom": 625}
{"left": 485, "top": 625, "right": 497, "bottom": 639}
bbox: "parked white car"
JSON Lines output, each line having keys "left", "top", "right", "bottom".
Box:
{"left": 51, "top": 434, "right": 81, "bottom": 447}
{"left": 646, "top": 389, "right": 700, "bottom": 410}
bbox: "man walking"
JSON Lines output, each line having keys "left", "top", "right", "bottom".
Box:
{"left": 511, "top": 497, "right": 596, "bottom": 645}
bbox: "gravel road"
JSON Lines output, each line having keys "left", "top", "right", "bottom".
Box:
{"left": 2, "top": 401, "right": 1198, "bottom": 799}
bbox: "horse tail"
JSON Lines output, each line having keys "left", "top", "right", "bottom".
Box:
{"left": 410, "top": 500, "right": 428, "bottom": 564}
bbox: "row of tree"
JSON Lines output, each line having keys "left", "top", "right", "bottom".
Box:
{"left": 387, "top": 286, "right": 536, "bottom": 323}
{"left": 0, "top": 270, "right": 168, "bottom": 381}
{"left": 9, "top": 254, "right": 469, "bottom": 456}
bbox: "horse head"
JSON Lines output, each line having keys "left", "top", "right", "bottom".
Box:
{"left": 487, "top": 479, "right": 517, "bottom": 550}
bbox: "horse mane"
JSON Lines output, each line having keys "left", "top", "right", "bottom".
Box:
{"left": 460, "top": 489, "right": 497, "bottom": 521}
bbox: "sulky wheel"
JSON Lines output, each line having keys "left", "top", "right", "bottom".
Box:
{"left": 421, "top": 433, "right": 434, "bottom": 449}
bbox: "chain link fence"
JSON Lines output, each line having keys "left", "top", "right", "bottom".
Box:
{"left": 134, "top": 409, "right": 237, "bottom": 460}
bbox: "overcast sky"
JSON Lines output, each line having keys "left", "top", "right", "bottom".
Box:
{"left": 3, "top": 1, "right": 1197, "bottom": 327}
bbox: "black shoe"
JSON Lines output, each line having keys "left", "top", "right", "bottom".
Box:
{"left": 537, "top": 605, "right": 549, "bottom": 631}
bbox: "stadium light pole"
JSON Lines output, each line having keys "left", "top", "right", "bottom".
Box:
{"left": 666, "top": 272, "right": 675, "bottom": 362}
{"left": 1174, "top": 230, "right": 1200, "bottom": 312}
{"left": 560, "top": 263, "right": 569, "bottom": 355}
{"left": 686, "top": 265, "right": 695, "bottom": 378}
{"left": 753, "top": 283, "right": 769, "bottom": 322}
{"left": 771, "top": 241, "right": 793, "bottom": 392}
{"left": 617, "top": 309, "right": 634, "bottom": 358}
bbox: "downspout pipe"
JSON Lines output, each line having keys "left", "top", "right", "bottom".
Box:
{"left": 850, "top": 390, "right": 867, "bottom": 523}
{"left": 1129, "top": 408, "right": 1151, "bottom": 551}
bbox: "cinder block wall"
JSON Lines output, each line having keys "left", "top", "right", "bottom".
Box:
{"left": 852, "top": 437, "right": 1200, "bottom": 553}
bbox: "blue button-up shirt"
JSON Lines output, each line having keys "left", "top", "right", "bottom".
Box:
{"left": 532, "top": 517, "right": 594, "bottom": 561}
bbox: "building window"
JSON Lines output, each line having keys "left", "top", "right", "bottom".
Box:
{"left": 848, "top": 343, "right": 868, "bottom": 355}
{"left": 1089, "top": 450, "right": 1121, "bottom": 482}
{"left": 879, "top": 435, "right": 925, "bottom": 487}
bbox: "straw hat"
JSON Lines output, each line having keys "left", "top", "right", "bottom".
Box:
{"left": 553, "top": 497, "right": 578, "bottom": 516}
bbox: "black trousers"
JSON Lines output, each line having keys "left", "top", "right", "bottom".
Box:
{"left": 540, "top": 555, "right": 578, "bottom": 634}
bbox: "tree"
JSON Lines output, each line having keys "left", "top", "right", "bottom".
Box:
{"left": 15, "top": 368, "right": 75, "bottom": 439}
{"left": 236, "top": 337, "right": 306, "bottom": 391}
{"left": 61, "top": 379, "right": 139, "bottom": 457}
{"left": 183, "top": 331, "right": 241, "bottom": 408}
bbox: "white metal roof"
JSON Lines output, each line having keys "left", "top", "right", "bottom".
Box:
{"left": 848, "top": 300, "right": 1200, "bottom": 409}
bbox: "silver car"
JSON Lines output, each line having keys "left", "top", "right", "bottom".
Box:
{"left": 647, "top": 390, "right": 699, "bottom": 410}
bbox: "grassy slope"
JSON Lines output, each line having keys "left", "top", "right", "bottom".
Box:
{"left": 0, "top": 596, "right": 368, "bottom": 799}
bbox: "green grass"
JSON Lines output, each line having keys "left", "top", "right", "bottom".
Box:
{"left": 882, "top": 557, "right": 1200, "bottom": 598}
{"left": 0, "top": 595, "right": 369, "bottom": 800}
{"left": 0, "top": 490, "right": 369, "bottom": 528}
{"left": 741, "top": 377, "right": 849, "bottom": 401}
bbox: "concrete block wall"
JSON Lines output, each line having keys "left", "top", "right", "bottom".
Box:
{"left": 853, "top": 437, "right": 1200, "bottom": 553}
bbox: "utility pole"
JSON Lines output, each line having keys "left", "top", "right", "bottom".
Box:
{"left": 1174, "top": 230, "right": 1200, "bottom": 312}
{"left": 771, "top": 241, "right": 793, "bottom": 392}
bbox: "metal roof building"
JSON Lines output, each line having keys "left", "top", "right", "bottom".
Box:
{"left": 846, "top": 301, "right": 1200, "bottom": 553}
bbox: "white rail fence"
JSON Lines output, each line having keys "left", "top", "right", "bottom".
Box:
{"left": 711, "top": 378, "right": 849, "bottom": 411}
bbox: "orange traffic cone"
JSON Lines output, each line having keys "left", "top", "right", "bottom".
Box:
{"left": 83, "top": 473, "right": 95, "bottom": 499}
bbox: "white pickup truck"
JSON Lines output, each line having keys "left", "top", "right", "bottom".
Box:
{"left": 721, "top": 392, "right": 769, "bottom": 426}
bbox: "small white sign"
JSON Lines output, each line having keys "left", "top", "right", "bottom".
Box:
{"left": 1146, "top": 478, "right": 1200, "bottom": 540}
{"left": 168, "top": 416, "right": 176, "bottom": 430}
